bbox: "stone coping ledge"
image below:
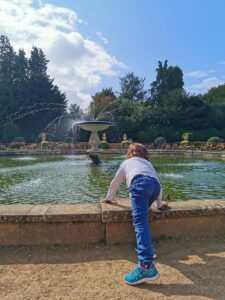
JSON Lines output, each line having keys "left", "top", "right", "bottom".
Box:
{"left": 102, "top": 199, "right": 225, "bottom": 222}
{"left": 0, "top": 204, "right": 101, "bottom": 223}
{"left": 0, "top": 149, "right": 225, "bottom": 157}
{"left": 0, "top": 200, "right": 224, "bottom": 223}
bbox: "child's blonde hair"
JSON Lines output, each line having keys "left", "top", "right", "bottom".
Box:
{"left": 126, "top": 143, "right": 149, "bottom": 161}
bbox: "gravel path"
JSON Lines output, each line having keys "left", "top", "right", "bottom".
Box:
{"left": 0, "top": 236, "right": 224, "bottom": 299}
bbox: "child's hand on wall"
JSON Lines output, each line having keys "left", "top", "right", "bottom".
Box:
{"left": 158, "top": 201, "right": 171, "bottom": 211}
{"left": 100, "top": 198, "right": 117, "bottom": 204}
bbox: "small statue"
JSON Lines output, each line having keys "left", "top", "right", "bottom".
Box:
{"left": 41, "top": 132, "right": 47, "bottom": 142}
{"left": 102, "top": 133, "right": 107, "bottom": 142}
{"left": 123, "top": 133, "right": 127, "bottom": 141}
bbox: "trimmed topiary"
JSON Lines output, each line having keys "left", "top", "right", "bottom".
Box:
{"left": 64, "top": 137, "right": 73, "bottom": 143}
{"left": 207, "top": 136, "right": 221, "bottom": 144}
{"left": 41, "top": 141, "right": 49, "bottom": 149}
{"left": 154, "top": 136, "right": 167, "bottom": 145}
{"left": 180, "top": 140, "right": 190, "bottom": 145}
{"left": 121, "top": 140, "right": 130, "bottom": 149}
{"left": 99, "top": 141, "right": 109, "bottom": 149}
{"left": 13, "top": 136, "right": 25, "bottom": 143}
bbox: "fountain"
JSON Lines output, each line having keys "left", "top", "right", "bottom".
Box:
{"left": 74, "top": 120, "right": 115, "bottom": 150}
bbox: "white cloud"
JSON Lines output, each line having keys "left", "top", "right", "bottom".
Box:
{"left": 187, "top": 77, "right": 224, "bottom": 93}
{"left": 219, "top": 61, "right": 225, "bottom": 65}
{"left": 185, "top": 70, "right": 209, "bottom": 79}
{"left": 0, "top": 0, "right": 125, "bottom": 107}
{"left": 96, "top": 31, "right": 108, "bottom": 44}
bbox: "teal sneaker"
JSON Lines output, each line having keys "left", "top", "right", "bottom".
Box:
{"left": 124, "top": 263, "right": 159, "bottom": 285}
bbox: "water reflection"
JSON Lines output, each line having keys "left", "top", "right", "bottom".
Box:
{"left": 0, "top": 155, "right": 224, "bottom": 204}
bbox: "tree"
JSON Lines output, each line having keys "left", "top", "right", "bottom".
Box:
{"left": 0, "top": 35, "right": 15, "bottom": 83}
{"left": 29, "top": 47, "right": 48, "bottom": 75}
{"left": 0, "top": 36, "right": 67, "bottom": 141}
{"left": 0, "top": 35, "right": 16, "bottom": 122}
{"left": 150, "top": 60, "right": 184, "bottom": 104}
{"left": 203, "top": 84, "right": 225, "bottom": 105}
{"left": 88, "top": 88, "right": 116, "bottom": 120}
{"left": 2, "top": 122, "right": 22, "bottom": 143}
{"left": 112, "top": 97, "right": 144, "bottom": 140}
{"left": 16, "top": 46, "right": 67, "bottom": 140}
{"left": 177, "top": 95, "right": 210, "bottom": 130}
{"left": 119, "top": 72, "right": 147, "bottom": 102}
{"left": 13, "top": 49, "right": 30, "bottom": 113}
{"left": 69, "top": 104, "right": 84, "bottom": 120}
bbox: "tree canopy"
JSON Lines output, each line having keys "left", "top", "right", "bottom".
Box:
{"left": 0, "top": 35, "right": 67, "bottom": 142}
{"left": 0, "top": 35, "right": 225, "bottom": 143}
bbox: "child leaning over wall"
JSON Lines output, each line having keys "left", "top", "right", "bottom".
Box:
{"left": 102, "top": 143, "right": 170, "bottom": 285}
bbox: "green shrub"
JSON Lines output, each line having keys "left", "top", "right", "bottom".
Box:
{"left": 13, "top": 136, "right": 25, "bottom": 143}
{"left": 121, "top": 140, "right": 130, "bottom": 149}
{"left": 154, "top": 136, "right": 167, "bottom": 145}
{"left": 0, "top": 144, "right": 6, "bottom": 150}
{"left": 64, "top": 137, "right": 73, "bottom": 143}
{"left": 207, "top": 136, "right": 221, "bottom": 144}
{"left": 99, "top": 141, "right": 109, "bottom": 149}
{"left": 41, "top": 141, "right": 49, "bottom": 149}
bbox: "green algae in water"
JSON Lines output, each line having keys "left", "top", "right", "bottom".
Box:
{"left": 0, "top": 155, "right": 224, "bottom": 204}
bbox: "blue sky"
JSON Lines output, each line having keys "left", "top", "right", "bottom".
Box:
{"left": 1, "top": 0, "right": 225, "bottom": 106}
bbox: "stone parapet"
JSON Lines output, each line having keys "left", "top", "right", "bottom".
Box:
{"left": 0, "top": 200, "right": 224, "bottom": 246}
{"left": 1, "top": 149, "right": 225, "bottom": 157}
{"left": 101, "top": 199, "right": 225, "bottom": 222}
{"left": 0, "top": 204, "right": 101, "bottom": 223}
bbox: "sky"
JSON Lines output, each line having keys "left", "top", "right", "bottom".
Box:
{"left": 1, "top": 0, "right": 225, "bottom": 108}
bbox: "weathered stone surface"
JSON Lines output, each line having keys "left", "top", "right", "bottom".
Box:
{"left": 101, "top": 199, "right": 132, "bottom": 223}
{"left": 101, "top": 199, "right": 225, "bottom": 222}
{"left": 151, "top": 215, "right": 225, "bottom": 238}
{"left": 106, "top": 222, "right": 135, "bottom": 245}
{"left": 106, "top": 215, "right": 225, "bottom": 245}
{"left": 0, "top": 223, "right": 21, "bottom": 245}
{"left": 0, "top": 205, "right": 34, "bottom": 223}
{"left": 45, "top": 204, "right": 101, "bottom": 222}
{"left": 0, "top": 204, "right": 102, "bottom": 223}
{"left": 0, "top": 200, "right": 225, "bottom": 246}
{"left": 151, "top": 199, "right": 225, "bottom": 220}
{"left": 19, "top": 221, "right": 105, "bottom": 246}
{"left": 48, "top": 221, "right": 104, "bottom": 245}
{"left": 27, "top": 205, "right": 52, "bottom": 222}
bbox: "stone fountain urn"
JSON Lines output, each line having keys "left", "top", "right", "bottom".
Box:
{"left": 74, "top": 121, "right": 115, "bottom": 150}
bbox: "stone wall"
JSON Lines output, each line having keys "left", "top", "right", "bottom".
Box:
{"left": 0, "top": 200, "right": 224, "bottom": 246}
{"left": 1, "top": 149, "right": 225, "bottom": 157}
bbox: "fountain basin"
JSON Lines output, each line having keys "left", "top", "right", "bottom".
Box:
{"left": 74, "top": 121, "right": 115, "bottom": 132}
{"left": 74, "top": 121, "right": 115, "bottom": 149}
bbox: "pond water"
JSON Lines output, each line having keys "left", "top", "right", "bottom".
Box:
{"left": 0, "top": 155, "right": 224, "bottom": 204}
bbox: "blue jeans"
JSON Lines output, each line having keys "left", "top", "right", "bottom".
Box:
{"left": 129, "top": 175, "right": 160, "bottom": 265}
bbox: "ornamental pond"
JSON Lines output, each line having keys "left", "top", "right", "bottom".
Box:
{"left": 0, "top": 154, "right": 224, "bottom": 204}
